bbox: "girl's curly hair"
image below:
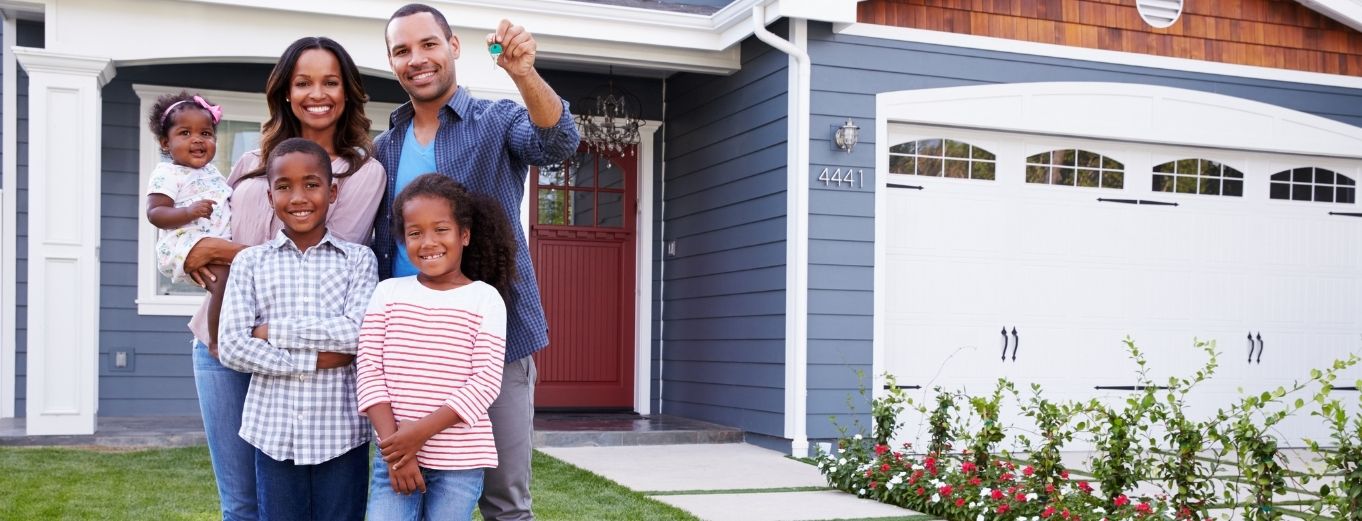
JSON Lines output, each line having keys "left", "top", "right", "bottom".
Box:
{"left": 147, "top": 91, "right": 217, "bottom": 143}
{"left": 393, "top": 174, "right": 517, "bottom": 299}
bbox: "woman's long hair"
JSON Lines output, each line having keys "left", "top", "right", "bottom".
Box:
{"left": 247, "top": 36, "right": 373, "bottom": 181}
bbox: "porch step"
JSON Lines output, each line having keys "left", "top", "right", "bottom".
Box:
{"left": 533, "top": 413, "right": 743, "bottom": 447}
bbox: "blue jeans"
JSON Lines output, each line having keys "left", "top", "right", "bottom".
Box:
{"left": 193, "top": 340, "right": 257, "bottom": 521}
{"left": 367, "top": 450, "right": 485, "bottom": 521}
{"left": 255, "top": 442, "right": 369, "bottom": 521}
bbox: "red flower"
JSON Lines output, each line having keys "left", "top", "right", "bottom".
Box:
{"left": 939, "top": 485, "right": 953, "bottom": 497}
{"left": 1061, "top": 508, "right": 1072, "bottom": 519}
{"left": 955, "top": 498, "right": 966, "bottom": 508}
{"left": 961, "top": 461, "right": 977, "bottom": 474}
{"left": 874, "top": 444, "right": 889, "bottom": 455}
{"left": 1060, "top": 470, "right": 1070, "bottom": 480}
{"left": 864, "top": 469, "right": 873, "bottom": 478}
{"left": 1077, "top": 481, "right": 1093, "bottom": 494}
{"left": 1000, "top": 472, "right": 1015, "bottom": 482}
{"left": 915, "top": 486, "right": 926, "bottom": 496}
{"left": 880, "top": 463, "right": 891, "bottom": 472}
{"left": 1015, "top": 492, "right": 1026, "bottom": 502}
{"left": 924, "top": 456, "right": 937, "bottom": 468}
{"left": 991, "top": 489, "right": 1004, "bottom": 500}
{"left": 1023, "top": 466, "right": 1035, "bottom": 476}
{"left": 996, "top": 503, "right": 1011, "bottom": 514}
{"left": 1007, "top": 461, "right": 1017, "bottom": 470}
{"left": 869, "top": 481, "right": 877, "bottom": 489}
{"left": 1007, "top": 486, "right": 1018, "bottom": 496}
{"left": 1045, "top": 483, "right": 1056, "bottom": 494}
{"left": 1114, "top": 494, "right": 1130, "bottom": 507}
{"left": 968, "top": 476, "right": 982, "bottom": 486}
{"left": 1136, "top": 502, "right": 1153, "bottom": 515}
{"left": 1041, "top": 506, "right": 1057, "bottom": 518}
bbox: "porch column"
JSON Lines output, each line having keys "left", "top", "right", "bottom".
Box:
{"left": 14, "top": 48, "right": 114, "bottom": 435}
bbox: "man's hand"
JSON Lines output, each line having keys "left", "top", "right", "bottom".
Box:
{"left": 489, "top": 19, "right": 537, "bottom": 79}
{"left": 316, "top": 352, "right": 354, "bottom": 369}
{"left": 184, "top": 238, "right": 245, "bottom": 287}
{"left": 251, "top": 323, "right": 268, "bottom": 340}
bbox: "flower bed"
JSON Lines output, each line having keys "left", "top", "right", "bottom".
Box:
{"left": 817, "top": 435, "right": 1176, "bottom": 520}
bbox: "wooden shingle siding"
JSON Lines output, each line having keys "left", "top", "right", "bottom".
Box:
{"left": 859, "top": 0, "right": 1362, "bottom": 76}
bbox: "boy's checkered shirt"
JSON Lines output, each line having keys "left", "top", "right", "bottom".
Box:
{"left": 218, "top": 230, "right": 378, "bottom": 465}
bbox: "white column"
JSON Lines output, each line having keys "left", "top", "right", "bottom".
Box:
{"left": 14, "top": 48, "right": 113, "bottom": 435}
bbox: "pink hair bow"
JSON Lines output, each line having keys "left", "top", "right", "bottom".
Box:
{"left": 193, "top": 95, "right": 223, "bottom": 124}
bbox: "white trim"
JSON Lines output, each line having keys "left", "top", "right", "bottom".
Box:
{"left": 634, "top": 120, "right": 659, "bottom": 415}
{"left": 754, "top": 6, "right": 810, "bottom": 458}
{"left": 16, "top": 47, "right": 112, "bottom": 435}
{"left": 1, "top": 14, "right": 18, "bottom": 418}
{"left": 835, "top": 23, "right": 1362, "bottom": 91}
{"left": 131, "top": 84, "right": 400, "bottom": 316}
{"left": 870, "top": 82, "right": 1362, "bottom": 403}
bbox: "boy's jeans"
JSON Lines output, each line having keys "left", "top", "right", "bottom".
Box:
{"left": 193, "top": 340, "right": 257, "bottom": 521}
{"left": 367, "top": 450, "right": 485, "bottom": 521}
{"left": 255, "top": 442, "right": 369, "bottom": 521}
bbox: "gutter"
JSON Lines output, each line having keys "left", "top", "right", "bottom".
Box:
{"left": 751, "top": 3, "right": 810, "bottom": 458}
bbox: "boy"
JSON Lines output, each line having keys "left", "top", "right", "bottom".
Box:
{"left": 218, "top": 137, "right": 377, "bottom": 521}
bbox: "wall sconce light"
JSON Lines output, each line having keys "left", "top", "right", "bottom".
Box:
{"left": 833, "top": 118, "right": 859, "bottom": 153}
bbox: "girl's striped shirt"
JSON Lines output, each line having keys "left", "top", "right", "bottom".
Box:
{"left": 356, "top": 276, "right": 507, "bottom": 470}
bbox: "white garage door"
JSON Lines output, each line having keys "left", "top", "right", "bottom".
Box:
{"left": 882, "top": 124, "right": 1362, "bottom": 447}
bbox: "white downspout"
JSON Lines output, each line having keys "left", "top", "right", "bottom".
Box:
{"left": 752, "top": 4, "right": 810, "bottom": 458}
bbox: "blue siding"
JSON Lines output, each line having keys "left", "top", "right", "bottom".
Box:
{"left": 660, "top": 26, "right": 790, "bottom": 438}
{"left": 13, "top": 19, "right": 41, "bottom": 416}
{"left": 801, "top": 20, "right": 1362, "bottom": 439}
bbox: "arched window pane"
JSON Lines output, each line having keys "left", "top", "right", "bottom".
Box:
{"left": 1268, "top": 167, "right": 1354, "bottom": 203}
{"left": 1026, "top": 149, "right": 1123, "bottom": 188}
{"left": 889, "top": 138, "right": 997, "bottom": 181}
{"left": 1151, "top": 159, "right": 1244, "bottom": 197}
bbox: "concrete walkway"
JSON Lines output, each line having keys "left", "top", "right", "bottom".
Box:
{"left": 542, "top": 443, "right": 931, "bottom": 521}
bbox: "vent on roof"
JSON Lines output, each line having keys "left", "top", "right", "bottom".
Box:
{"left": 1137, "top": 0, "right": 1184, "bottom": 28}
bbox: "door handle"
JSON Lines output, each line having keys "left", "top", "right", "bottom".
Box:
{"left": 1000, "top": 327, "right": 1009, "bottom": 361}
{"left": 1010, "top": 327, "right": 1020, "bottom": 361}
{"left": 1247, "top": 332, "right": 1255, "bottom": 364}
{"left": 1255, "top": 333, "right": 1264, "bottom": 364}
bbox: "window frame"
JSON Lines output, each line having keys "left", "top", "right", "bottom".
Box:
{"left": 132, "top": 83, "right": 398, "bottom": 316}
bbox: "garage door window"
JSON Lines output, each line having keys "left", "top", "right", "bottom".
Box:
{"left": 1025, "top": 149, "right": 1124, "bottom": 188}
{"left": 1269, "top": 167, "right": 1355, "bottom": 203}
{"left": 1152, "top": 159, "right": 1244, "bottom": 196}
{"left": 889, "top": 139, "right": 996, "bottom": 180}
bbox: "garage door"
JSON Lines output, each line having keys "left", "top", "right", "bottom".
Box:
{"left": 882, "top": 125, "right": 1362, "bottom": 447}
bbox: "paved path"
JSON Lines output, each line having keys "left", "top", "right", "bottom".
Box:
{"left": 541, "top": 443, "right": 932, "bottom": 521}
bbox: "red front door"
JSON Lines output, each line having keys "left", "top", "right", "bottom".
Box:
{"left": 530, "top": 147, "right": 637, "bottom": 409}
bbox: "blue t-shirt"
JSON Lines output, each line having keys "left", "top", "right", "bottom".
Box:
{"left": 392, "top": 122, "right": 438, "bottom": 277}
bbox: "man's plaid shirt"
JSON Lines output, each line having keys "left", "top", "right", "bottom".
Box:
{"left": 371, "top": 87, "right": 579, "bottom": 362}
{"left": 219, "top": 230, "right": 378, "bottom": 465}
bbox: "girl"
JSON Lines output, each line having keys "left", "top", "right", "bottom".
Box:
{"left": 144, "top": 91, "right": 231, "bottom": 349}
{"left": 182, "top": 37, "right": 385, "bottom": 521}
{"left": 357, "top": 173, "right": 516, "bottom": 520}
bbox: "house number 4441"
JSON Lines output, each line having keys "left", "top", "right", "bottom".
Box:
{"left": 818, "top": 167, "right": 865, "bottom": 188}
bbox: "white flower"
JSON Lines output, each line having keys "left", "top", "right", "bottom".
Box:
{"left": 829, "top": 466, "right": 837, "bottom": 473}
{"left": 858, "top": 488, "right": 866, "bottom": 496}
{"left": 839, "top": 457, "right": 847, "bottom": 465}
{"left": 980, "top": 487, "right": 993, "bottom": 498}
{"left": 854, "top": 434, "right": 863, "bottom": 440}
{"left": 886, "top": 482, "right": 895, "bottom": 491}
{"left": 1025, "top": 492, "right": 1038, "bottom": 501}
{"left": 931, "top": 493, "right": 941, "bottom": 503}
{"left": 1093, "top": 507, "right": 1107, "bottom": 514}
{"left": 976, "top": 515, "right": 985, "bottom": 521}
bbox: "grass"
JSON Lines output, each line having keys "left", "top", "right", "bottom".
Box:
{"left": 0, "top": 446, "right": 697, "bottom": 521}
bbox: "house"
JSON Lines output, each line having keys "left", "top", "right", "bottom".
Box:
{"left": 3, "top": 0, "right": 1362, "bottom": 456}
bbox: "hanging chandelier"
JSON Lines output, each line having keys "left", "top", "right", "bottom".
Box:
{"left": 574, "top": 73, "right": 642, "bottom": 157}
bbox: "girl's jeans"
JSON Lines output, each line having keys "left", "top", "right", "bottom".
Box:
{"left": 366, "top": 449, "right": 485, "bottom": 521}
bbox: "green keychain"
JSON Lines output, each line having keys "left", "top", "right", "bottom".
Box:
{"left": 488, "top": 42, "right": 503, "bottom": 62}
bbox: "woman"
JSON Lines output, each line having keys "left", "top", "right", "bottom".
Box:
{"left": 183, "top": 36, "right": 386, "bottom": 521}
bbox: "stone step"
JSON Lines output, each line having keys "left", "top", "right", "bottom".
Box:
{"left": 533, "top": 413, "right": 743, "bottom": 447}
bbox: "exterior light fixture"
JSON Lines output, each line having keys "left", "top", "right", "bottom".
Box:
{"left": 574, "top": 67, "right": 642, "bottom": 157}
{"left": 833, "top": 118, "right": 859, "bottom": 153}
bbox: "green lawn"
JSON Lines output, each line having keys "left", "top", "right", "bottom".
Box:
{"left": 0, "top": 446, "right": 697, "bottom": 521}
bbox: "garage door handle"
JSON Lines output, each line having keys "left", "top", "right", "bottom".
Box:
{"left": 1010, "top": 327, "right": 1020, "bottom": 361}
{"left": 1247, "top": 332, "right": 1255, "bottom": 363}
{"left": 888, "top": 183, "right": 924, "bottom": 190}
{"left": 1000, "top": 327, "right": 1009, "bottom": 361}
{"left": 882, "top": 384, "right": 923, "bottom": 390}
{"left": 1255, "top": 333, "right": 1264, "bottom": 364}
{"left": 1098, "top": 197, "right": 1138, "bottom": 205}
{"left": 1329, "top": 212, "right": 1362, "bottom": 217}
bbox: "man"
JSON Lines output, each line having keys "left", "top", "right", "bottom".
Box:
{"left": 372, "top": 4, "right": 579, "bottom": 520}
